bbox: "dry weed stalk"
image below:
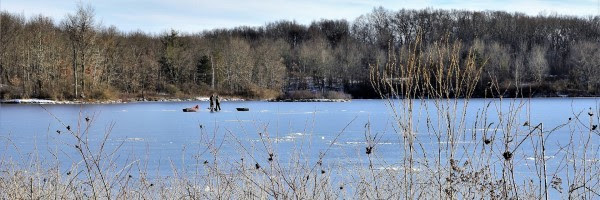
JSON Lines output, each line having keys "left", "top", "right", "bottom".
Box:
{"left": 369, "top": 33, "right": 599, "bottom": 199}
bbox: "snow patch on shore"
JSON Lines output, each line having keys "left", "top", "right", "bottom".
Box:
{"left": 1, "top": 99, "right": 58, "bottom": 104}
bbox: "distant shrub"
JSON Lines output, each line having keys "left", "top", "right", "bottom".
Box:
{"left": 244, "top": 85, "right": 281, "bottom": 100}
{"left": 164, "top": 84, "right": 180, "bottom": 96}
{"left": 0, "top": 84, "right": 22, "bottom": 99}
{"left": 178, "top": 82, "right": 205, "bottom": 96}
{"left": 282, "top": 90, "right": 351, "bottom": 100}
{"left": 35, "top": 84, "right": 63, "bottom": 100}
{"left": 323, "top": 91, "right": 351, "bottom": 99}
{"left": 284, "top": 90, "right": 318, "bottom": 99}
{"left": 90, "top": 86, "right": 118, "bottom": 100}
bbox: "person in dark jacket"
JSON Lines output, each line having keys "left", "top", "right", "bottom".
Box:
{"left": 209, "top": 94, "right": 215, "bottom": 111}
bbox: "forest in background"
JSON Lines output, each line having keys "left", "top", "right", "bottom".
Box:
{"left": 1, "top": 5, "right": 599, "bottom": 100}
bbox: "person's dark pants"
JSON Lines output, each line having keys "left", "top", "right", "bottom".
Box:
{"left": 216, "top": 103, "right": 221, "bottom": 111}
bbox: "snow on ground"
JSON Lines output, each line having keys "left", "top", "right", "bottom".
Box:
{"left": 1, "top": 99, "right": 57, "bottom": 104}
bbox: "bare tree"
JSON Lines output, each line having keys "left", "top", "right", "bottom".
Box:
{"left": 61, "top": 3, "right": 96, "bottom": 98}
{"left": 529, "top": 45, "right": 549, "bottom": 83}
{"left": 252, "top": 39, "right": 286, "bottom": 91}
{"left": 569, "top": 41, "right": 600, "bottom": 93}
{"left": 221, "top": 37, "right": 252, "bottom": 93}
{"left": 486, "top": 42, "right": 511, "bottom": 80}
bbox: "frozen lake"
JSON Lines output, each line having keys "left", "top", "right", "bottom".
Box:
{"left": 1, "top": 99, "right": 598, "bottom": 181}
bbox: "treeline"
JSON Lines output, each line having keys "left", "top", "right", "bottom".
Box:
{"left": 1, "top": 5, "right": 599, "bottom": 100}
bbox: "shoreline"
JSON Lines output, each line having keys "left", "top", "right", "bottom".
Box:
{"left": 0, "top": 97, "right": 246, "bottom": 105}
{"left": 2, "top": 96, "right": 599, "bottom": 105}
{"left": 0, "top": 97, "right": 353, "bottom": 105}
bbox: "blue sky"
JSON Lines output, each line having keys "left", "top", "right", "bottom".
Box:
{"left": 2, "top": 0, "right": 599, "bottom": 33}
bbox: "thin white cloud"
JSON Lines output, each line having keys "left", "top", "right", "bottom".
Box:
{"left": 1, "top": 0, "right": 71, "bottom": 23}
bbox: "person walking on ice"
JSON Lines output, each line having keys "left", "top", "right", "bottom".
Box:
{"left": 209, "top": 94, "right": 215, "bottom": 111}
{"left": 215, "top": 95, "right": 221, "bottom": 111}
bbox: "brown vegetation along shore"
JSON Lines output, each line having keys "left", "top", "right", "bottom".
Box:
{"left": 2, "top": 5, "right": 600, "bottom": 101}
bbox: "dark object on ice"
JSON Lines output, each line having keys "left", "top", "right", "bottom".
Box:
{"left": 183, "top": 105, "right": 200, "bottom": 112}
{"left": 592, "top": 125, "right": 597, "bottom": 131}
{"left": 236, "top": 107, "right": 249, "bottom": 111}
